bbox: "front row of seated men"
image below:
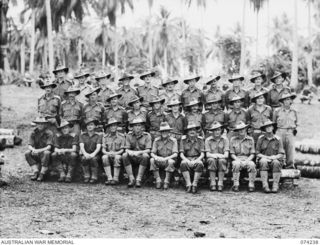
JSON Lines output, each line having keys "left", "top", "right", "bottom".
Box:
{"left": 25, "top": 112, "right": 285, "bottom": 194}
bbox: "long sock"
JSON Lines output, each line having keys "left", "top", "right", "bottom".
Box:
{"left": 182, "top": 171, "right": 191, "bottom": 187}
{"left": 113, "top": 167, "right": 120, "bottom": 181}
{"left": 104, "top": 166, "right": 113, "bottom": 180}
{"left": 209, "top": 171, "right": 216, "bottom": 186}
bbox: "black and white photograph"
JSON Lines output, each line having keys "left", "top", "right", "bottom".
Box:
{"left": 0, "top": 0, "right": 320, "bottom": 241}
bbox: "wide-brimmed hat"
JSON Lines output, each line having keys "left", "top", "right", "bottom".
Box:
{"left": 250, "top": 72, "right": 266, "bottom": 83}
{"left": 95, "top": 71, "right": 111, "bottom": 80}
{"left": 185, "top": 122, "right": 201, "bottom": 131}
{"left": 185, "top": 98, "right": 201, "bottom": 107}
{"left": 119, "top": 73, "right": 134, "bottom": 82}
{"left": 159, "top": 122, "right": 172, "bottom": 132}
{"left": 149, "top": 96, "right": 165, "bottom": 105}
{"left": 40, "top": 78, "right": 57, "bottom": 89}
{"left": 64, "top": 86, "right": 80, "bottom": 95}
{"left": 183, "top": 75, "right": 201, "bottom": 84}
{"left": 128, "top": 95, "right": 143, "bottom": 107}
{"left": 207, "top": 121, "right": 224, "bottom": 131}
{"left": 105, "top": 118, "right": 120, "bottom": 127}
{"left": 278, "top": 92, "right": 297, "bottom": 102}
{"left": 229, "top": 95, "right": 245, "bottom": 104}
{"left": 32, "top": 116, "right": 48, "bottom": 124}
{"left": 233, "top": 121, "right": 249, "bottom": 131}
{"left": 260, "top": 120, "right": 277, "bottom": 131}
{"left": 162, "top": 78, "right": 179, "bottom": 87}
{"left": 206, "top": 75, "right": 221, "bottom": 85}
{"left": 74, "top": 70, "right": 90, "bottom": 79}
{"left": 129, "top": 118, "right": 146, "bottom": 126}
{"left": 228, "top": 74, "right": 244, "bottom": 83}
{"left": 106, "top": 93, "right": 122, "bottom": 102}
{"left": 53, "top": 65, "right": 69, "bottom": 74}
{"left": 58, "top": 120, "right": 73, "bottom": 129}
{"left": 206, "top": 96, "right": 222, "bottom": 104}
{"left": 84, "top": 118, "right": 99, "bottom": 126}
{"left": 251, "top": 90, "right": 268, "bottom": 102}
{"left": 167, "top": 98, "right": 182, "bottom": 107}
{"left": 270, "top": 71, "right": 287, "bottom": 82}
{"left": 85, "top": 86, "right": 101, "bottom": 98}
{"left": 140, "top": 71, "right": 156, "bottom": 80}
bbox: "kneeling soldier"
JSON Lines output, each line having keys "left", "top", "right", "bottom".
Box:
{"left": 25, "top": 117, "right": 54, "bottom": 181}
{"left": 150, "top": 122, "right": 178, "bottom": 190}
{"left": 256, "top": 120, "right": 285, "bottom": 193}
{"left": 102, "top": 118, "right": 125, "bottom": 185}
{"left": 79, "top": 118, "right": 102, "bottom": 183}
{"left": 205, "top": 121, "right": 229, "bottom": 192}
{"left": 180, "top": 122, "right": 205, "bottom": 194}
{"left": 52, "top": 120, "right": 79, "bottom": 182}
{"left": 122, "top": 118, "right": 152, "bottom": 188}
{"left": 230, "top": 121, "right": 256, "bottom": 192}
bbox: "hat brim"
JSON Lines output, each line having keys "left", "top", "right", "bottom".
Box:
{"left": 185, "top": 101, "right": 201, "bottom": 107}
{"left": 140, "top": 72, "right": 156, "bottom": 80}
{"left": 129, "top": 121, "right": 146, "bottom": 126}
{"left": 119, "top": 76, "right": 134, "bottom": 81}
{"left": 279, "top": 94, "right": 296, "bottom": 102}
{"left": 206, "top": 76, "right": 221, "bottom": 85}
{"left": 260, "top": 122, "right": 277, "bottom": 131}
{"left": 233, "top": 125, "right": 249, "bottom": 131}
{"left": 229, "top": 98, "right": 245, "bottom": 104}
{"left": 95, "top": 74, "right": 111, "bottom": 80}
{"left": 228, "top": 77, "right": 244, "bottom": 82}
{"left": 32, "top": 120, "right": 48, "bottom": 124}
{"left": 106, "top": 121, "right": 120, "bottom": 127}
{"left": 85, "top": 88, "right": 101, "bottom": 98}
{"left": 85, "top": 120, "right": 99, "bottom": 126}
{"left": 167, "top": 102, "right": 182, "bottom": 107}
{"left": 128, "top": 97, "right": 143, "bottom": 106}
{"left": 207, "top": 125, "right": 224, "bottom": 131}
{"left": 251, "top": 92, "right": 268, "bottom": 102}
{"left": 149, "top": 98, "right": 165, "bottom": 105}
{"left": 53, "top": 67, "right": 69, "bottom": 74}
{"left": 74, "top": 73, "right": 90, "bottom": 79}
{"left": 250, "top": 74, "right": 266, "bottom": 82}
{"left": 186, "top": 126, "right": 201, "bottom": 131}
{"left": 162, "top": 80, "right": 179, "bottom": 87}
{"left": 41, "top": 83, "right": 57, "bottom": 89}
{"left": 65, "top": 90, "right": 80, "bottom": 95}
{"left": 159, "top": 127, "right": 172, "bottom": 132}
{"left": 106, "top": 94, "right": 122, "bottom": 102}
{"left": 270, "top": 73, "right": 287, "bottom": 82}
{"left": 58, "top": 123, "right": 73, "bottom": 129}
{"left": 183, "top": 76, "right": 201, "bottom": 84}
{"left": 206, "top": 99, "right": 222, "bottom": 104}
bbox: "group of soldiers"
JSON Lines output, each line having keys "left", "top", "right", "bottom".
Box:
{"left": 25, "top": 64, "right": 298, "bottom": 194}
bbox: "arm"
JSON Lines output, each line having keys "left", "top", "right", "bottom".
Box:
{"left": 90, "top": 144, "right": 101, "bottom": 157}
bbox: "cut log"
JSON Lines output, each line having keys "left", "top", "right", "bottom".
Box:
{"left": 296, "top": 166, "right": 320, "bottom": 179}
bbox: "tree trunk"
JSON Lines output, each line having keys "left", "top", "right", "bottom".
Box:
{"left": 78, "top": 38, "right": 82, "bottom": 68}
{"left": 180, "top": 0, "right": 186, "bottom": 76}
{"left": 255, "top": 11, "right": 259, "bottom": 62}
{"left": 45, "top": 0, "right": 54, "bottom": 73}
{"left": 267, "top": 0, "right": 270, "bottom": 57}
{"left": 114, "top": 25, "right": 118, "bottom": 81}
{"left": 240, "top": 0, "right": 246, "bottom": 74}
{"left": 291, "top": 0, "right": 298, "bottom": 89}
{"left": 20, "top": 35, "right": 25, "bottom": 75}
{"left": 43, "top": 40, "right": 48, "bottom": 70}
{"left": 148, "top": 4, "right": 153, "bottom": 69}
{"left": 164, "top": 46, "right": 168, "bottom": 77}
{"left": 29, "top": 9, "right": 35, "bottom": 74}
{"left": 102, "top": 46, "right": 106, "bottom": 68}
{"left": 307, "top": 0, "right": 313, "bottom": 85}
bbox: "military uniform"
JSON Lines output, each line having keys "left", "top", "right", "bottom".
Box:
{"left": 83, "top": 102, "right": 105, "bottom": 130}
{"left": 38, "top": 94, "right": 61, "bottom": 132}
{"left": 181, "top": 87, "right": 204, "bottom": 108}
{"left": 202, "top": 109, "right": 226, "bottom": 137}
{"left": 146, "top": 110, "right": 166, "bottom": 140}
{"left": 127, "top": 108, "right": 147, "bottom": 130}
{"left": 77, "top": 84, "right": 91, "bottom": 105}
{"left": 116, "top": 86, "right": 137, "bottom": 109}
{"left": 248, "top": 87, "right": 269, "bottom": 103}
{"left": 165, "top": 112, "right": 187, "bottom": 142}
{"left": 204, "top": 88, "right": 225, "bottom": 109}
{"left": 98, "top": 87, "right": 115, "bottom": 108}
{"left": 160, "top": 91, "right": 181, "bottom": 111}
{"left": 267, "top": 86, "right": 291, "bottom": 109}
{"left": 103, "top": 106, "right": 128, "bottom": 133}
{"left": 54, "top": 79, "right": 73, "bottom": 101}
{"left": 51, "top": 132, "right": 79, "bottom": 182}
{"left": 137, "top": 85, "right": 159, "bottom": 109}
{"left": 225, "top": 108, "right": 249, "bottom": 139}
{"left": 225, "top": 88, "right": 249, "bottom": 109}
{"left": 185, "top": 112, "right": 203, "bottom": 130}
{"left": 60, "top": 100, "right": 83, "bottom": 135}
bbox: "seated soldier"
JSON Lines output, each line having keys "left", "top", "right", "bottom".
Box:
{"left": 122, "top": 118, "right": 152, "bottom": 188}
{"left": 79, "top": 118, "right": 102, "bottom": 184}
{"left": 150, "top": 122, "right": 178, "bottom": 190}
{"left": 51, "top": 120, "right": 79, "bottom": 183}
{"left": 180, "top": 122, "right": 205, "bottom": 194}
{"left": 205, "top": 121, "right": 229, "bottom": 192}
{"left": 25, "top": 117, "right": 54, "bottom": 181}
{"left": 230, "top": 121, "right": 256, "bottom": 192}
{"left": 256, "top": 120, "right": 285, "bottom": 193}
{"left": 102, "top": 118, "right": 125, "bottom": 185}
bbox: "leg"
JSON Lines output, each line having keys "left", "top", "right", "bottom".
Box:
{"left": 112, "top": 155, "right": 122, "bottom": 184}
{"left": 192, "top": 160, "right": 204, "bottom": 193}
{"left": 65, "top": 152, "right": 77, "bottom": 182}
{"left": 81, "top": 156, "right": 90, "bottom": 183}
{"left": 232, "top": 160, "right": 241, "bottom": 191}
{"left": 164, "top": 159, "right": 176, "bottom": 189}
{"left": 90, "top": 156, "right": 100, "bottom": 183}
{"left": 150, "top": 158, "right": 161, "bottom": 189}
{"left": 102, "top": 155, "right": 113, "bottom": 184}
{"left": 217, "top": 158, "right": 227, "bottom": 191}
{"left": 25, "top": 150, "right": 40, "bottom": 180}
{"left": 259, "top": 158, "right": 271, "bottom": 193}
{"left": 246, "top": 161, "right": 257, "bottom": 192}
{"left": 122, "top": 153, "right": 135, "bottom": 187}
{"left": 180, "top": 160, "right": 192, "bottom": 192}
{"left": 136, "top": 153, "right": 150, "bottom": 187}
{"left": 207, "top": 158, "right": 218, "bottom": 191}
{"left": 271, "top": 160, "right": 282, "bottom": 193}
{"left": 52, "top": 152, "right": 65, "bottom": 182}
{"left": 37, "top": 150, "right": 51, "bottom": 181}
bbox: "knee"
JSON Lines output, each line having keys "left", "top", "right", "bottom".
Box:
{"left": 102, "top": 155, "right": 110, "bottom": 166}
{"left": 195, "top": 161, "right": 204, "bottom": 172}
{"left": 272, "top": 160, "right": 282, "bottom": 172}
{"left": 142, "top": 153, "right": 150, "bottom": 159}
{"left": 70, "top": 152, "right": 78, "bottom": 158}
{"left": 247, "top": 161, "right": 256, "bottom": 172}
{"left": 180, "top": 160, "right": 188, "bottom": 172}
{"left": 43, "top": 150, "right": 51, "bottom": 157}
{"left": 150, "top": 158, "right": 155, "bottom": 165}
{"left": 51, "top": 152, "right": 58, "bottom": 159}
{"left": 218, "top": 158, "right": 227, "bottom": 170}
{"left": 25, "top": 150, "right": 31, "bottom": 157}
{"left": 168, "top": 159, "right": 175, "bottom": 166}
{"left": 122, "top": 152, "right": 129, "bottom": 160}
{"left": 259, "top": 158, "right": 269, "bottom": 170}
{"left": 232, "top": 161, "right": 241, "bottom": 172}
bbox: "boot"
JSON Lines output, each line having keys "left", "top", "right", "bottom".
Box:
{"left": 112, "top": 167, "right": 120, "bottom": 184}
{"left": 90, "top": 166, "right": 98, "bottom": 184}
{"left": 153, "top": 170, "right": 162, "bottom": 189}
{"left": 58, "top": 165, "right": 66, "bottom": 182}
{"left": 125, "top": 165, "right": 135, "bottom": 187}
{"left": 30, "top": 165, "right": 39, "bottom": 181}
{"left": 209, "top": 171, "right": 217, "bottom": 191}
{"left": 232, "top": 172, "right": 240, "bottom": 192}
{"left": 37, "top": 167, "right": 48, "bottom": 182}
{"left": 182, "top": 171, "right": 192, "bottom": 189}
{"left": 136, "top": 165, "right": 147, "bottom": 188}
{"left": 260, "top": 171, "right": 270, "bottom": 193}
{"left": 65, "top": 165, "right": 74, "bottom": 183}
{"left": 192, "top": 172, "right": 202, "bottom": 194}
{"left": 217, "top": 171, "right": 225, "bottom": 192}
{"left": 82, "top": 165, "right": 90, "bottom": 183}
{"left": 164, "top": 172, "right": 172, "bottom": 190}
{"left": 104, "top": 166, "right": 113, "bottom": 185}
{"left": 272, "top": 172, "right": 281, "bottom": 193}
{"left": 248, "top": 172, "right": 256, "bottom": 192}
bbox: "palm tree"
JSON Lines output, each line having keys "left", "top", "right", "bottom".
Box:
{"left": 240, "top": 0, "right": 247, "bottom": 74}
{"left": 306, "top": 0, "right": 313, "bottom": 85}
{"left": 147, "top": 0, "right": 154, "bottom": 69}
{"left": 269, "top": 14, "right": 292, "bottom": 52}
{"left": 0, "top": 0, "right": 10, "bottom": 72}
{"left": 291, "top": 0, "right": 298, "bottom": 88}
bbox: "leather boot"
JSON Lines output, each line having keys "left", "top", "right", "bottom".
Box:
{"left": 90, "top": 166, "right": 98, "bottom": 184}
{"left": 192, "top": 172, "right": 202, "bottom": 194}
{"left": 248, "top": 172, "right": 256, "bottom": 192}
{"left": 209, "top": 171, "right": 216, "bottom": 191}
{"left": 30, "top": 165, "right": 39, "bottom": 181}
{"left": 272, "top": 172, "right": 281, "bottom": 193}
{"left": 37, "top": 167, "right": 48, "bottom": 182}
{"left": 217, "top": 171, "right": 225, "bottom": 192}
{"left": 112, "top": 167, "right": 120, "bottom": 184}
{"left": 232, "top": 172, "right": 240, "bottom": 192}
{"left": 82, "top": 165, "right": 90, "bottom": 183}
{"left": 260, "top": 171, "right": 270, "bottom": 193}
{"left": 136, "top": 165, "right": 147, "bottom": 188}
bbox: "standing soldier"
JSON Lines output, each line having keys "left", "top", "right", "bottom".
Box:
{"left": 137, "top": 71, "right": 159, "bottom": 110}
{"left": 82, "top": 87, "right": 105, "bottom": 130}
{"left": 127, "top": 95, "right": 148, "bottom": 129}
{"left": 102, "top": 118, "right": 125, "bottom": 185}
{"left": 256, "top": 120, "right": 285, "bottom": 193}
{"left": 74, "top": 70, "right": 91, "bottom": 105}
{"left": 205, "top": 121, "right": 229, "bottom": 192}
{"left": 204, "top": 75, "right": 225, "bottom": 109}
{"left": 51, "top": 120, "right": 79, "bottom": 183}
{"left": 146, "top": 96, "right": 166, "bottom": 140}
{"left": 38, "top": 78, "right": 61, "bottom": 133}
{"left": 25, "top": 117, "right": 53, "bottom": 181}
{"left": 273, "top": 93, "right": 298, "bottom": 169}
{"left": 79, "top": 118, "right": 102, "bottom": 183}
{"left": 60, "top": 86, "right": 83, "bottom": 135}
{"left": 150, "top": 122, "right": 178, "bottom": 190}
{"left": 248, "top": 91, "right": 273, "bottom": 144}
{"left": 230, "top": 121, "right": 256, "bottom": 192}
{"left": 53, "top": 65, "right": 73, "bottom": 101}
{"left": 160, "top": 78, "right": 181, "bottom": 111}
{"left": 225, "top": 75, "right": 249, "bottom": 109}
{"left": 267, "top": 71, "right": 291, "bottom": 109}
{"left": 122, "top": 118, "right": 152, "bottom": 188}
{"left": 181, "top": 75, "right": 204, "bottom": 109}
{"left": 202, "top": 97, "right": 226, "bottom": 137}
{"left": 185, "top": 98, "right": 203, "bottom": 133}
{"left": 103, "top": 93, "right": 128, "bottom": 133}
{"left": 95, "top": 71, "right": 114, "bottom": 107}
{"left": 248, "top": 72, "right": 269, "bottom": 103}
{"left": 117, "top": 74, "right": 137, "bottom": 109}
{"left": 180, "top": 122, "right": 205, "bottom": 194}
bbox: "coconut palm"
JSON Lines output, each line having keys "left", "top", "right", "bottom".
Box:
{"left": 291, "top": 0, "right": 298, "bottom": 88}
{"left": 0, "top": 0, "right": 10, "bottom": 72}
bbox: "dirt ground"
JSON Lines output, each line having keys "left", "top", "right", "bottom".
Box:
{"left": 1, "top": 85, "right": 320, "bottom": 238}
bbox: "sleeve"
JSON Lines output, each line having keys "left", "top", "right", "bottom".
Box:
{"left": 97, "top": 134, "right": 103, "bottom": 144}
{"left": 179, "top": 139, "right": 184, "bottom": 153}
{"left": 54, "top": 135, "right": 60, "bottom": 148}
{"left": 200, "top": 139, "right": 205, "bottom": 152}
{"left": 29, "top": 132, "right": 35, "bottom": 147}
{"left": 151, "top": 139, "right": 158, "bottom": 154}
{"left": 79, "top": 134, "right": 84, "bottom": 144}
{"left": 249, "top": 138, "right": 255, "bottom": 154}
{"left": 229, "top": 138, "right": 235, "bottom": 154}
{"left": 224, "top": 90, "right": 230, "bottom": 109}
{"left": 124, "top": 135, "right": 131, "bottom": 149}
{"left": 120, "top": 136, "right": 126, "bottom": 149}
{"left": 72, "top": 134, "right": 79, "bottom": 145}
{"left": 205, "top": 138, "right": 210, "bottom": 152}
{"left": 221, "top": 92, "right": 226, "bottom": 110}
{"left": 172, "top": 139, "right": 178, "bottom": 154}
{"left": 224, "top": 138, "right": 230, "bottom": 152}
{"left": 244, "top": 91, "right": 250, "bottom": 108}
{"left": 46, "top": 131, "right": 54, "bottom": 146}
{"left": 278, "top": 138, "right": 285, "bottom": 155}
{"left": 256, "top": 137, "right": 262, "bottom": 154}
{"left": 145, "top": 134, "right": 152, "bottom": 149}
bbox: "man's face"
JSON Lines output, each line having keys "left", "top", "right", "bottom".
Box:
{"left": 233, "top": 100, "right": 241, "bottom": 109}
{"left": 166, "top": 82, "right": 174, "bottom": 91}
{"left": 211, "top": 102, "right": 219, "bottom": 110}
{"left": 283, "top": 98, "right": 292, "bottom": 106}
{"left": 86, "top": 122, "right": 96, "bottom": 131}
{"left": 161, "top": 131, "right": 169, "bottom": 139}
{"left": 78, "top": 77, "right": 86, "bottom": 84}
{"left": 254, "top": 77, "right": 263, "bottom": 86}
{"left": 238, "top": 128, "right": 247, "bottom": 137}
{"left": 275, "top": 76, "right": 284, "bottom": 85}
{"left": 265, "top": 125, "right": 274, "bottom": 133}
{"left": 212, "top": 128, "right": 222, "bottom": 138}
{"left": 45, "top": 87, "right": 53, "bottom": 94}
{"left": 188, "top": 79, "right": 196, "bottom": 88}
{"left": 133, "top": 101, "right": 141, "bottom": 110}
{"left": 123, "top": 78, "right": 130, "bottom": 86}
{"left": 109, "top": 124, "right": 117, "bottom": 133}
{"left": 144, "top": 75, "right": 152, "bottom": 84}
{"left": 187, "top": 128, "right": 197, "bottom": 137}
{"left": 36, "top": 123, "right": 46, "bottom": 131}
{"left": 133, "top": 123, "right": 143, "bottom": 133}
{"left": 232, "top": 79, "right": 241, "bottom": 87}
{"left": 61, "top": 126, "right": 71, "bottom": 135}
{"left": 111, "top": 97, "right": 118, "bottom": 106}
{"left": 171, "top": 105, "right": 180, "bottom": 113}
{"left": 210, "top": 81, "right": 217, "bottom": 89}
{"left": 256, "top": 95, "right": 265, "bottom": 105}
{"left": 68, "top": 92, "right": 77, "bottom": 100}
{"left": 153, "top": 102, "right": 161, "bottom": 110}
{"left": 191, "top": 104, "right": 199, "bottom": 112}
{"left": 57, "top": 70, "right": 66, "bottom": 79}
{"left": 89, "top": 92, "right": 98, "bottom": 102}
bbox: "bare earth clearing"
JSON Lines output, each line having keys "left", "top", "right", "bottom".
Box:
{"left": 1, "top": 85, "right": 320, "bottom": 238}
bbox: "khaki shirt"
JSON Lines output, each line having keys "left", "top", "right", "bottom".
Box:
{"left": 38, "top": 94, "right": 61, "bottom": 118}
{"left": 125, "top": 132, "right": 152, "bottom": 151}
{"left": 181, "top": 87, "right": 204, "bottom": 107}
{"left": 202, "top": 109, "right": 226, "bottom": 130}
{"left": 185, "top": 112, "right": 203, "bottom": 129}
{"left": 230, "top": 135, "right": 255, "bottom": 157}
{"left": 225, "top": 88, "right": 249, "bottom": 109}
{"left": 116, "top": 86, "right": 137, "bottom": 109}
{"left": 54, "top": 79, "right": 73, "bottom": 101}
{"left": 165, "top": 113, "right": 187, "bottom": 135}
{"left": 248, "top": 87, "right": 269, "bottom": 101}
{"left": 83, "top": 102, "right": 105, "bottom": 123}
{"left": 79, "top": 132, "right": 102, "bottom": 153}
{"left": 204, "top": 88, "right": 225, "bottom": 108}
{"left": 29, "top": 128, "right": 54, "bottom": 149}
{"left": 248, "top": 104, "right": 273, "bottom": 129}
{"left": 273, "top": 107, "right": 298, "bottom": 129}
{"left": 152, "top": 136, "right": 178, "bottom": 157}
{"left": 179, "top": 136, "right": 205, "bottom": 157}
{"left": 256, "top": 134, "right": 285, "bottom": 156}
{"left": 146, "top": 110, "right": 166, "bottom": 132}
{"left": 102, "top": 132, "right": 125, "bottom": 152}
{"left": 60, "top": 100, "right": 83, "bottom": 122}
{"left": 98, "top": 87, "right": 114, "bottom": 106}
{"left": 267, "top": 86, "right": 291, "bottom": 108}
{"left": 137, "top": 85, "right": 159, "bottom": 107}
{"left": 205, "top": 135, "right": 229, "bottom": 154}
{"left": 54, "top": 133, "right": 79, "bottom": 149}
{"left": 226, "top": 108, "right": 249, "bottom": 129}
{"left": 160, "top": 90, "right": 181, "bottom": 110}
{"left": 103, "top": 106, "right": 128, "bottom": 129}
{"left": 127, "top": 109, "right": 147, "bottom": 123}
